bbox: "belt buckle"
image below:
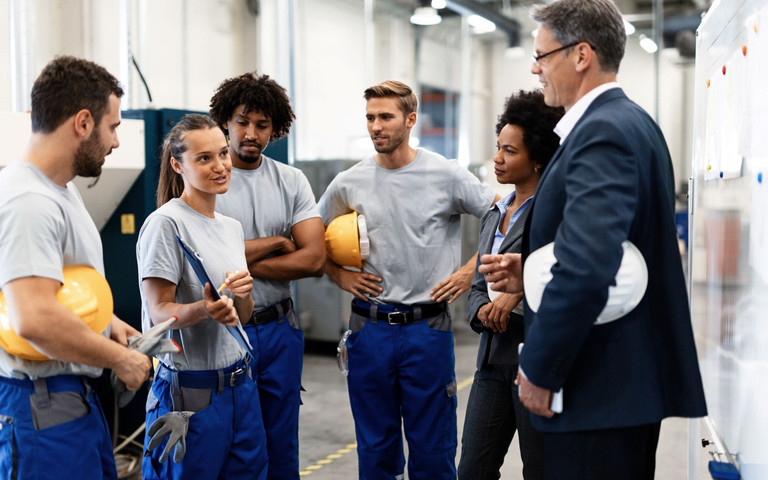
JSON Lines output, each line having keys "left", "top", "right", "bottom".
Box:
{"left": 387, "top": 311, "right": 408, "bottom": 325}
{"left": 229, "top": 367, "right": 244, "bottom": 387}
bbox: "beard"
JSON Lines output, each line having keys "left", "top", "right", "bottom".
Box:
{"left": 372, "top": 124, "right": 408, "bottom": 154}
{"left": 73, "top": 130, "right": 107, "bottom": 177}
{"left": 233, "top": 141, "right": 263, "bottom": 164}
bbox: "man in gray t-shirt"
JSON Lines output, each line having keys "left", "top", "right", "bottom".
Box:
{"left": 317, "top": 80, "right": 495, "bottom": 480}
{"left": 210, "top": 72, "right": 325, "bottom": 480}
{"left": 0, "top": 56, "right": 150, "bottom": 480}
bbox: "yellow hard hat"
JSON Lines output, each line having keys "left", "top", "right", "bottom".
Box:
{"left": 0, "top": 266, "right": 113, "bottom": 361}
{"left": 325, "top": 212, "right": 370, "bottom": 270}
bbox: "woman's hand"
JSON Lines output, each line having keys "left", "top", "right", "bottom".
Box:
{"left": 221, "top": 270, "right": 253, "bottom": 300}
{"left": 203, "top": 283, "right": 239, "bottom": 327}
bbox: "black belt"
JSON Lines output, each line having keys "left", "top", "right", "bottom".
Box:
{"left": 156, "top": 361, "right": 249, "bottom": 389}
{"left": 249, "top": 298, "right": 293, "bottom": 326}
{"left": 351, "top": 302, "right": 446, "bottom": 325}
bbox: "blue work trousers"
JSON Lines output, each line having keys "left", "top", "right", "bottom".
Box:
{"left": 245, "top": 308, "right": 304, "bottom": 480}
{"left": 0, "top": 374, "right": 116, "bottom": 480}
{"left": 142, "top": 360, "right": 268, "bottom": 480}
{"left": 347, "top": 312, "right": 458, "bottom": 480}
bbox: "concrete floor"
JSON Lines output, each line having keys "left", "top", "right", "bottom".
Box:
{"left": 297, "top": 319, "right": 714, "bottom": 479}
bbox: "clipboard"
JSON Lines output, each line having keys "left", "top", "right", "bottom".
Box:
{"left": 175, "top": 234, "right": 254, "bottom": 359}
{"left": 175, "top": 235, "right": 221, "bottom": 301}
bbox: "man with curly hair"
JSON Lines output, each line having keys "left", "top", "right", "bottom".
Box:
{"left": 210, "top": 72, "right": 325, "bottom": 480}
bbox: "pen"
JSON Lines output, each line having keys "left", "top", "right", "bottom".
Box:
{"left": 217, "top": 282, "right": 227, "bottom": 294}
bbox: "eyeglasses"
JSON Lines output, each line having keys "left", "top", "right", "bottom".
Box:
{"left": 532, "top": 42, "right": 582, "bottom": 66}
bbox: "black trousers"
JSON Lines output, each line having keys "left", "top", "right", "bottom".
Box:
{"left": 458, "top": 364, "right": 544, "bottom": 480}
{"left": 542, "top": 422, "right": 661, "bottom": 480}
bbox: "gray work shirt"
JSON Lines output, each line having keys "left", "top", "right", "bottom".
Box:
{"left": 318, "top": 148, "right": 493, "bottom": 305}
{"left": 216, "top": 155, "right": 320, "bottom": 308}
{"left": 0, "top": 162, "right": 107, "bottom": 379}
{"left": 137, "top": 198, "right": 248, "bottom": 371}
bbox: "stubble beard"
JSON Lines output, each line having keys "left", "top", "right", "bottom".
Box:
{"left": 73, "top": 130, "right": 106, "bottom": 178}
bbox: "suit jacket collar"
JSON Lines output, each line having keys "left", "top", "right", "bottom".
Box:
{"left": 498, "top": 203, "right": 529, "bottom": 253}
{"left": 481, "top": 201, "right": 531, "bottom": 255}
{"left": 555, "top": 83, "right": 621, "bottom": 143}
{"left": 537, "top": 88, "right": 628, "bottom": 188}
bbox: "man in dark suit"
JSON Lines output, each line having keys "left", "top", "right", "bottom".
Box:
{"left": 478, "top": 0, "right": 707, "bottom": 478}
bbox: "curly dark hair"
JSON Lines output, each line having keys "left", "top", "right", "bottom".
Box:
{"left": 209, "top": 72, "right": 295, "bottom": 141}
{"left": 496, "top": 90, "right": 564, "bottom": 169}
{"left": 31, "top": 55, "right": 123, "bottom": 134}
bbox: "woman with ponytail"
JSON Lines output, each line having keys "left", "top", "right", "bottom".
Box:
{"left": 137, "top": 114, "right": 268, "bottom": 479}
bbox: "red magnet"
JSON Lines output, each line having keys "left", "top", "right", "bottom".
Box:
{"left": 742, "top": 44, "right": 748, "bottom": 56}
{"left": 722, "top": 65, "right": 726, "bottom": 75}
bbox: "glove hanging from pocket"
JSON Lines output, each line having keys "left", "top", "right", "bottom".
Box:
{"left": 146, "top": 410, "right": 194, "bottom": 463}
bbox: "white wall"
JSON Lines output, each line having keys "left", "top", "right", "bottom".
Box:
{"left": 0, "top": 0, "right": 695, "bottom": 190}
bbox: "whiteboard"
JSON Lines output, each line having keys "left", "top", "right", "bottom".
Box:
{"left": 691, "top": 0, "right": 768, "bottom": 477}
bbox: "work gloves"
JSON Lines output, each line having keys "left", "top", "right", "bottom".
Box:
{"left": 146, "top": 410, "right": 194, "bottom": 463}
{"left": 111, "top": 316, "right": 181, "bottom": 408}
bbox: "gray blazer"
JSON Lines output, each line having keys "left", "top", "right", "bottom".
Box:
{"left": 468, "top": 201, "right": 531, "bottom": 370}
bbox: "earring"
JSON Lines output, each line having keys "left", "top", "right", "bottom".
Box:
{"left": 535, "top": 166, "right": 540, "bottom": 173}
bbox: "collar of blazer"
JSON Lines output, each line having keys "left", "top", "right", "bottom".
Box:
{"left": 534, "top": 87, "right": 628, "bottom": 192}
{"left": 480, "top": 201, "right": 532, "bottom": 255}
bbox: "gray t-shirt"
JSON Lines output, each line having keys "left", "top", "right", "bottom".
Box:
{"left": 137, "top": 198, "right": 248, "bottom": 371}
{"left": 0, "top": 162, "right": 107, "bottom": 379}
{"left": 216, "top": 155, "right": 320, "bottom": 308}
{"left": 318, "top": 148, "right": 494, "bottom": 305}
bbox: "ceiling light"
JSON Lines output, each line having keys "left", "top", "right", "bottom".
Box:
{"left": 468, "top": 14, "right": 496, "bottom": 34}
{"left": 410, "top": 7, "right": 442, "bottom": 25}
{"left": 623, "top": 19, "right": 636, "bottom": 36}
{"left": 431, "top": 0, "right": 446, "bottom": 9}
{"left": 639, "top": 35, "right": 658, "bottom": 53}
{"left": 531, "top": 28, "right": 538, "bottom": 38}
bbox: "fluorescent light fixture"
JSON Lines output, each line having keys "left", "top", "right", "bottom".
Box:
{"left": 639, "top": 35, "right": 658, "bottom": 53}
{"left": 623, "top": 19, "right": 636, "bottom": 35}
{"left": 410, "top": 6, "right": 442, "bottom": 25}
{"left": 431, "top": 0, "right": 446, "bottom": 9}
{"left": 468, "top": 14, "right": 496, "bottom": 34}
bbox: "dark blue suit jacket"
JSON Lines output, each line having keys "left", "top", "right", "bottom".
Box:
{"left": 520, "top": 88, "right": 707, "bottom": 432}
{"left": 468, "top": 202, "right": 531, "bottom": 370}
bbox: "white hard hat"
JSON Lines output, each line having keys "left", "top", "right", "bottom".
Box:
{"left": 523, "top": 241, "right": 648, "bottom": 324}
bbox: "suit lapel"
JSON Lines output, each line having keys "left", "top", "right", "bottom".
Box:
{"left": 479, "top": 208, "right": 501, "bottom": 255}
{"left": 523, "top": 87, "right": 628, "bottom": 257}
{"left": 497, "top": 202, "right": 530, "bottom": 253}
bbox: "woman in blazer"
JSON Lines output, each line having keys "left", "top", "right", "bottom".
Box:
{"left": 458, "top": 90, "right": 563, "bottom": 480}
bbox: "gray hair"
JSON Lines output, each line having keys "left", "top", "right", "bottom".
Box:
{"left": 531, "top": 0, "right": 626, "bottom": 74}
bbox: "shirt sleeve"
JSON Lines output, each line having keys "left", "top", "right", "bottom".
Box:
{"left": 291, "top": 171, "right": 322, "bottom": 227}
{"left": 451, "top": 165, "right": 495, "bottom": 218}
{"left": 137, "top": 214, "right": 185, "bottom": 285}
{"left": 317, "top": 175, "right": 351, "bottom": 226}
{"left": 0, "top": 194, "right": 65, "bottom": 287}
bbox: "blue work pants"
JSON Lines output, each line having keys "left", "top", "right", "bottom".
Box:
{"left": 0, "top": 374, "right": 116, "bottom": 480}
{"left": 142, "top": 360, "right": 268, "bottom": 479}
{"left": 245, "top": 309, "right": 304, "bottom": 480}
{"left": 346, "top": 311, "right": 458, "bottom": 480}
